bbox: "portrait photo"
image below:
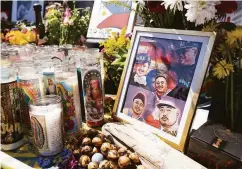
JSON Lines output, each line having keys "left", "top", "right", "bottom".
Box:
{"left": 11, "top": 0, "right": 44, "bottom": 22}
{"left": 114, "top": 27, "right": 216, "bottom": 151}
{"left": 87, "top": 0, "right": 137, "bottom": 40}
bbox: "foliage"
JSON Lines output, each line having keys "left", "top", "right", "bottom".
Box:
{"left": 44, "top": 3, "right": 91, "bottom": 45}
{"left": 202, "top": 22, "right": 242, "bottom": 130}
{"left": 100, "top": 28, "right": 131, "bottom": 89}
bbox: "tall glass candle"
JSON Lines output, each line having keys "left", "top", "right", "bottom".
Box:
{"left": 55, "top": 62, "right": 82, "bottom": 136}
{"left": 29, "top": 95, "right": 64, "bottom": 156}
{"left": 80, "top": 49, "right": 104, "bottom": 127}
{"left": 1, "top": 65, "right": 25, "bottom": 150}
{"left": 69, "top": 49, "right": 86, "bottom": 123}
{"left": 18, "top": 63, "right": 44, "bottom": 130}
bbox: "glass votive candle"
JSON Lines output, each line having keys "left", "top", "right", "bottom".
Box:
{"left": 1, "top": 65, "right": 25, "bottom": 150}
{"left": 41, "top": 60, "right": 61, "bottom": 95}
{"left": 29, "top": 95, "right": 64, "bottom": 156}
{"left": 18, "top": 63, "right": 44, "bottom": 131}
{"left": 55, "top": 62, "right": 82, "bottom": 136}
{"left": 80, "top": 49, "right": 104, "bottom": 127}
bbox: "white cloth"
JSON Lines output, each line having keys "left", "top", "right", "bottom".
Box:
{"left": 134, "top": 74, "right": 146, "bottom": 86}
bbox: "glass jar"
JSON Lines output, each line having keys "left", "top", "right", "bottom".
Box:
{"left": 29, "top": 95, "right": 64, "bottom": 156}
{"left": 69, "top": 49, "right": 86, "bottom": 123}
{"left": 80, "top": 49, "right": 104, "bottom": 127}
{"left": 41, "top": 60, "right": 61, "bottom": 95}
{"left": 55, "top": 62, "right": 82, "bottom": 136}
{"left": 1, "top": 65, "right": 25, "bottom": 150}
{"left": 18, "top": 63, "right": 44, "bottom": 131}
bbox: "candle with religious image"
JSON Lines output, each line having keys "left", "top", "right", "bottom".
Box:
{"left": 29, "top": 95, "right": 64, "bottom": 156}
{"left": 80, "top": 49, "right": 104, "bottom": 127}
{"left": 18, "top": 63, "right": 44, "bottom": 131}
{"left": 1, "top": 64, "right": 25, "bottom": 150}
{"left": 39, "top": 59, "right": 61, "bottom": 95}
{"left": 55, "top": 62, "right": 82, "bottom": 136}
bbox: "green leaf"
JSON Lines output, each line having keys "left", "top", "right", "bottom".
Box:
{"left": 111, "top": 58, "right": 124, "bottom": 65}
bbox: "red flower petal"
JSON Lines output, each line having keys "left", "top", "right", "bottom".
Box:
{"left": 216, "top": 1, "right": 237, "bottom": 14}
{"left": 148, "top": 1, "right": 165, "bottom": 13}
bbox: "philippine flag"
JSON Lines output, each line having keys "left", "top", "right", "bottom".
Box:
{"left": 97, "top": 1, "right": 132, "bottom": 29}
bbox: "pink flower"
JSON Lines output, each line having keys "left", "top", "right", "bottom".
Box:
{"left": 63, "top": 17, "right": 69, "bottom": 25}
{"left": 64, "top": 8, "right": 72, "bottom": 18}
{"left": 101, "top": 48, "right": 105, "bottom": 54}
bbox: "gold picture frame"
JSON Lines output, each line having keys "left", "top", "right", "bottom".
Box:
{"left": 113, "top": 26, "right": 216, "bottom": 151}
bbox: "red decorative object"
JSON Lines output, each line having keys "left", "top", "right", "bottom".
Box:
{"left": 147, "top": 1, "right": 165, "bottom": 13}
{"left": 216, "top": 1, "right": 238, "bottom": 14}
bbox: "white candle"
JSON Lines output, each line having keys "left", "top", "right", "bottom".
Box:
{"left": 29, "top": 95, "right": 64, "bottom": 156}
{"left": 55, "top": 63, "right": 82, "bottom": 136}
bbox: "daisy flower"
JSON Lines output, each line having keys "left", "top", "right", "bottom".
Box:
{"left": 162, "top": 0, "right": 183, "bottom": 13}
{"left": 213, "top": 59, "right": 234, "bottom": 79}
{"left": 185, "top": 0, "right": 220, "bottom": 26}
{"left": 226, "top": 28, "right": 242, "bottom": 46}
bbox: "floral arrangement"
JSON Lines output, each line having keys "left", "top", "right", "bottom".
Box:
{"left": 105, "top": 1, "right": 241, "bottom": 130}
{"left": 100, "top": 27, "right": 131, "bottom": 89}
{"left": 44, "top": 3, "right": 91, "bottom": 45}
{"left": 136, "top": 0, "right": 237, "bottom": 29}
{"left": 4, "top": 29, "right": 36, "bottom": 45}
{"left": 202, "top": 22, "right": 242, "bottom": 130}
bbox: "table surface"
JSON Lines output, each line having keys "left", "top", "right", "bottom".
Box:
{"left": 1, "top": 109, "right": 209, "bottom": 169}
{"left": 2, "top": 116, "right": 110, "bottom": 169}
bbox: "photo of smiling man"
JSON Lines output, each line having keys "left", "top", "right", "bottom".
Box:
{"left": 130, "top": 53, "right": 151, "bottom": 88}
{"left": 123, "top": 92, "right": 146, "bottom": 122}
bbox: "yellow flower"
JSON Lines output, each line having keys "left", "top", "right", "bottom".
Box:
{"left": 25, "top": 30, "right": 36, "bottom": 42}
{"left": 100, "top": 27, "right": 130, "bottom": 56}
{"left": 213, "top": 59, "right": 234, "bottom": 79}
{"left": 1, "top": 33, "right": 4, "bottom": 41}
{"left": 226, "top": 28, "right": 242, "bottom": 47}
{"left": 5, "top": 30, "right": 35, "bottom": 45}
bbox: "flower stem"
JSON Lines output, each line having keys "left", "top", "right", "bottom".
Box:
{"left": 225, "top": 76, "right": 229, "bottom": 118}
{"left": 228, "top": 52, "right": 234, "bottom": 130}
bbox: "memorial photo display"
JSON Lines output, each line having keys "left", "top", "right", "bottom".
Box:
{"left": 114, "top": 27, "right": 216, "bottom": 151}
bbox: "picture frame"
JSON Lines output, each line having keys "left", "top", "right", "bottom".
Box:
{"left": 113, "top": 26, "right": 216, "bottom": 151}
{"left": 86, "top": 0, "right": 137, "bottom": 43}
{"left": 11, "top": 0, "right": 44, "bottom": 22}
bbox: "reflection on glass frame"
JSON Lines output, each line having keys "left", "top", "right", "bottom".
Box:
{"left": 87, "top": 0, "right": 137, "bottom": 41}
{"left": 113, "top": 26, "right": 216, "bottom": 151}
{"left": 11, "top": 0, "right": 44, "bottom": 22}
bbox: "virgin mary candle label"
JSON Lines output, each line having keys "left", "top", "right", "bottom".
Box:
{"left": 83, "top": 70, "right": 104, "bottom": 122}
{"left": 29, "top": 95, "right": 64, "bottom": 156}
{"left": 1, "top": 80, "right": 25, "bottom": 150}
{"left": 55, "top": 62, "right": 82, "bottom": 135}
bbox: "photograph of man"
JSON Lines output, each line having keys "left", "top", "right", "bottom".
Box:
{"left": 145, "top": 97, "right": 182, "bottom": 137}
{"left": 154, "top": 75, "right": 171, "bottom": 99}
{"left": 130, "top": 53, "right": 151, "bottom": 88}
{"left": 123, "top": 92, "right": 146, "bottom": 122}
{"left": 170, "top": 41, "right": 202, "bottom": 88}
{"left": 157, "top": 100, "right": 179, "bottom": 137}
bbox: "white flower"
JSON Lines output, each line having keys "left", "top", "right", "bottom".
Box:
{"left": 185, "top": 0, "right": 220, "bottom": 26}
{"left": 136, "top": 0, "right": 145, "bottom": 6}
{"left": 162, "top": 0, "right": 184, "bottom": 13}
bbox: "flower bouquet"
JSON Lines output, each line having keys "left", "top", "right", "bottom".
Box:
{"left": 100, "top": 28, "right": 131, "bottom": 94}
{"left": 44, "top": 2, "right": 91, "bottom": 45}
